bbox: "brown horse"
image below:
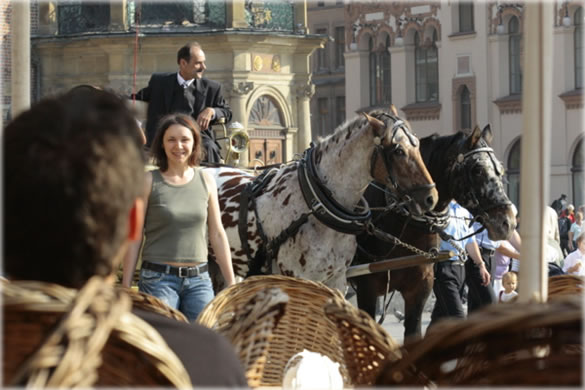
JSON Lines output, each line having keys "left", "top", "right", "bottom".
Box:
{"left": 352, "top": 125, "right": 516, "bottom": 342}
{"left": 206, "top": 110, "right": 438, "bottom": 292}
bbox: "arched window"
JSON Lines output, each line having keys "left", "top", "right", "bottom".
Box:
{"left": 573, "top": 138, "right": 583, "bottom": 206}
{"left": 509, "top": 16, "right": 522, "bottom": 95}
{"left": 575, "top": 7, "right": 583, "bottom": 89}
{"left": 459, "top": 2, "right": 474, "bottom": 33}
{"left": 460, "top": 86, "right": 471, "bottom": 131}
{"left": 369, "top": 36, "right": 391, "bottom": 107}
{"left": 415, "top": 30, "right": 439, "bottom": 103}
{"left": 369, "top": 37, "right": 377, "bottom": 106}
{"left": 507, "top": 139, "right": 521, "bottom": 207}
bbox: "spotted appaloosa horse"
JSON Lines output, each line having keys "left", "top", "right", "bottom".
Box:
{"left": 352, "top": 124, "right": 516, "bottom": 342}
{"left": 206, "top": 110, "right": 438, "bottom": 292}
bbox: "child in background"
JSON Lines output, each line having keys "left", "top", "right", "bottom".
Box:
{"left": 499, "top": 272, "right": 518, "bottom": 303}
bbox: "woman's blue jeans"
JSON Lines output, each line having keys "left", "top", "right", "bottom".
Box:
{"left": 138, "top": 268, "right": 215, "bottom": 322}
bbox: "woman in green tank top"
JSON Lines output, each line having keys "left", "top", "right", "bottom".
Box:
{"left": 123, "top": 114, "right": 236, "bottom": 321}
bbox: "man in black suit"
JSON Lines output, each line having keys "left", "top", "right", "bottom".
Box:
{"left": 135, "top": 41, "right": 232, "bottom": 163}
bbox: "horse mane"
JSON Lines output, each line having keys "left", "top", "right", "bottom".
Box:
{"left": 313, "top": 109, "right": 394, "bottom": 149}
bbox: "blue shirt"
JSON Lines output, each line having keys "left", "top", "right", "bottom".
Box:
{"left": 440, "top": 201, "right": 477, "bottom": 261}
{"left": 473, "top": 222, "right": 501, "bottom": 251}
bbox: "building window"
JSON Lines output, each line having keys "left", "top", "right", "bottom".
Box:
{"left": 57, "top": 2, "right": 110, "bottom": 35}
{"left": 335, "top": 26, "right": 345, "bottom": 69}
{"left": 573, "top": 138, "right": 583, "bottom": 206}
{"left": 415, "top": 30, "right": 439, "bottom": 103}
{"left": 509, "top": 16, "right": 522, "bottom": 95}
{"left": 318, "top": 97, "right": 329, "bottom": 137}
{"left": 460, "top": 86, "right": 471, "bottom": 130}
{"left": 507, "top": 138, "right": 521, "bottom": 207}
{"left": 316, "top": 28, "right": 328, "bottom": 71}
{"left": 459, "top": 2, "right": 474, "bottom": 33}
{"left": 369, "top": 35, "right": 391, "bottom": 107}
{"left": 575, "top": 7, "right": 583, "bottom": 89}
{"left": 336, "top": 96, "right": 346, "bottom": 127}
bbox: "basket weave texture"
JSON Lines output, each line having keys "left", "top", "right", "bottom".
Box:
{"left": 210, "top": 286, "right": 289, "bottom": 387}
{"left": 548, "top": 274, "right": 584, "bottom": 298}
{"left": 324, "top": 294, "right": 401, "bottom": 386}
{"left": 197, "top": 275, "right": 349, "bottom": 386}
{"left": 376, "top": 295, "right": 583, "bottom": 386}
{"left": 3, "top": 277, "right": 192, "bottom": 388}
{"left": 121, "top": 287, "right": 189, "bottom": 322}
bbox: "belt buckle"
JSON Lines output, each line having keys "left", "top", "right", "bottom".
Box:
{"left": 178, "top": 267, "right": 189, "bottom": 278}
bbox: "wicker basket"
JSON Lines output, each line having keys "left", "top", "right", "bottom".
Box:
{"left": 548, "top": 274, "right": 584, "bottom": 298}
{"left": 121, "top": 287, "right": 188, "bottom": 322}
{"left": 211, "top": 286, "right": 288, "bottom": 387}
{"left": 376, "top": 295, "right": 583, "bottom": 386}
{"left": 324, "top": 294, "right": 401, "bottom": 386}
{"left": 3, "top": 277, "right": 192, "bottom": 388}
{"left": 197, "top": 275, "right": 349, "bottom": 386}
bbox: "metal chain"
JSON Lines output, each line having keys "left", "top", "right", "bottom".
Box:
{"left": 367, "top": 223, "right": 439, "bottom": 259}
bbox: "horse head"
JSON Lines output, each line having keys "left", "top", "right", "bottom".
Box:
{"left": 449, "top": 124, "right": 516, "bottom": 240}
{"left": 364, "top": 110, "right": 438, "bottom": 216}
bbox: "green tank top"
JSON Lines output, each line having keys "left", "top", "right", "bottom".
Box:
{"left": 142, "top": 168, "right": 209, "bottom": 264}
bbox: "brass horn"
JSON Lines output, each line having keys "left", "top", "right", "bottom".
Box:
{"left": 225, "top": 121, "right": 249, "bottom": 165}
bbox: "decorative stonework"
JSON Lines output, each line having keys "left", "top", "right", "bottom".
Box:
{"left": 296, "top": 83, "right": 315, "bottom": 99}
{"left": 559, "top": 89, "right": 584, "bottom": 109}
{"left": 348, "top": 1, "right": 441, "bottom": 50}
{"left": 229, "top": 81, "right": 255, "bottom": 96}
{"left": 400, "top": 102, "right": 441, "bottom": 121}
{"left": 493, "top": 94, "right": 522, "bottom": 114}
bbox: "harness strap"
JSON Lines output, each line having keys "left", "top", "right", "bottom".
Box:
{"left": 237, "top": 168, "right": 278, "bottom": 277}
{"left": 298, "top": 148, "right": 371, "bottom": 234}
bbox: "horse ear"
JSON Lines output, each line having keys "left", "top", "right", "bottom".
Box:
{"left": 468, "top": 125, "right": 482, "bottom": 148}
{"left": 361, "top": 112, "right": 385, "bottom": 136}
{"left": 389, "top": 104, "right": 399, "bottom": 116}
{"left": 481, "top": 124, "right": 494, "bottom": 145}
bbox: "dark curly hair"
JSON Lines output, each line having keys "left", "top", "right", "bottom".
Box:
{"left": 3, "top": 86, "right": 145, "bottom": 288}
{"left": 150, "top": 114, "right": 202, "bottom": 171}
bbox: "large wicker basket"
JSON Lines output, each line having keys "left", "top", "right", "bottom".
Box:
{"left": 324, "top": 294, "right": 401, "bottom": 386}
{"left": 121, "top": 287, "right": 188, "bottom": 322}
{"left": 3, "top": 277, "right": 191, "bottom": 388}
{"left": 197, "top": 275, "right": 349, "bottom": 386}
{"left": 376, "top": 295, "right": 583, "bottom": 386}
{"left": 548, "top": 274, "right": 584, "bottom": 298}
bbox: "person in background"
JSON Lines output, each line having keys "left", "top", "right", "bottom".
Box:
{"left": 568, "top": 211, "right": 583, "bottom": 252}
{"left": 123, "top": 113, "right": 236, "bottom": 322}
{"left": 3, "top": 87, "right": 247, "bottom": 387}
{"left": 429, "top": 201, "right": 489, "bottom": 328}
{"left": 498, "top": 271, "right": 518, "bottom": 303}
{"left": 562, "top": 231, "right": 585, "bottom": 277}
{"left": 134, "top": 41, "right": 231, "bottom": 162}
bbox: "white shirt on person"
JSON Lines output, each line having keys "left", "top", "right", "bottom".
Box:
{"left": 562, "top": 248, "right": 585, "bottom": 276}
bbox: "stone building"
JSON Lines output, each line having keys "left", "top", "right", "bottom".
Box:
{"left": 310, "top": 1, "right": 583, "bottom": 207}
{"left": 7, "top": 0, "right": 326, "bottom": 166}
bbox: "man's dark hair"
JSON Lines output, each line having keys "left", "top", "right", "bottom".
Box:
{"left": 177, "top": 41, "right": 202, "bottom": 65}
{"left": 151, "top": 113, "right": 202, "bottom": 171}
{"left": 4, "top": 86, "right": 145, "bottom": 288}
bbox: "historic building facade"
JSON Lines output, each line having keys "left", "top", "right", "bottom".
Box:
{"left": 338, "top": 1, "right": 583, "bottom": 207}
{"left": 307, "top": 1, "right": 346, "bottom": 140}
{"left": 13, "top": 0, "right": 324, "bottom": 166}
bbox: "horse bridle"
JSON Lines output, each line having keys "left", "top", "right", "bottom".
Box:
{"left": 449, "top": 145, "right": 512, "bottom": 226}
{"left": 370, "top": 113, "right": 436, "bottom": 204}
